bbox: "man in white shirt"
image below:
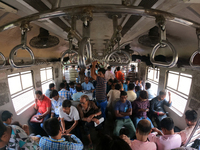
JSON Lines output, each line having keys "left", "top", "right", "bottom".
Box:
{"left": 127, "top": 83, "right": 137, "bottom": 102}
{"left": 148, "top": 117, "right": 181, "bottom": 150}
{"left": 145, "top": 82, "right": 155, "bottom": 100}
{"left": 51, "top": 90, "right": 64, "bottom": 118}
{"left": 178, "top": 110, "right": 197, "bottom": 145}
{"left": 105, "top": 66, "right": 114, "bottom": 82}
{"left": 59, "top": 100, "right": 80, "bottom": 138}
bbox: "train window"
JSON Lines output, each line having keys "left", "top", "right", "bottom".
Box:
{"left": 166, "top": 71, "right": 192, "bottom": 114}
{"left": 146, "top": 67, "right": 160, "bottom": 96}
{"left": 40, "top": 67, "right": 54, "bottom": 93}
{"left": 7, "top": 71, "right": 35, "bottom": 114}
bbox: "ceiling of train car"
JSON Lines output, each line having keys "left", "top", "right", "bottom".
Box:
{"left": 0, "top": 0, "right": 200, "bottom": 61}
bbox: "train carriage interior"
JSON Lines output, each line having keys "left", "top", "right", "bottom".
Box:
{"left": 0, "top": 0, "right": 200, "bottom": 149}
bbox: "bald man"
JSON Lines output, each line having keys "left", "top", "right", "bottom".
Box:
{"left": 81, "top": 77, "right": 95, "bottom": 92}
{"left": 121, "top": 119, "right": 156, "bottom": 150}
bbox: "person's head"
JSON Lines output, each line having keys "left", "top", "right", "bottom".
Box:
{"left": 116, "top": 66, "right": 120, "bottom": 71}
{"left": 51, "top": 90, "right": 59, "bottom": 101}
{"left": 160, "top": 117, "right": 174, "bottom": 134}
{"left": 115, "top": 84, "right": 122, "bottom": 90}
{"left": 113, "top": 79, "right": 118, "bottom": 85}
{"left": 60, "top": 82, "right": 65, "bottom": 89}
{"left": 62, "top": 100, "right": 72, "bottom": 114}
{"left": 80, "top": 95, "right": 90, "bottom": 109}
{"left": 131, "top": 65, "right": 136, "bottom": 71}
{"left": 139, "top": 90, "right": 148, "bottom": 100}
{"left": 44, "top": 118, "right": 61, "bottom": 137}
{"left": 145, "top": 82, "right": 151, "bottom": 90}
{"left": 84, "top": 77, "right": 89, "bottom": 83}
{"left": 135, "top": 78, "right": 139, "bottom": 85}
{"left": 76, "top": 86, "right": 82, "bottom": 92}
{"left": 69, "top": 82, "right": 74, "bottom": 88}
{"left": 98, "top": 68, "right": 106, "bottom": 77}
{"left": 76, "top": 83, "right": 81, "bottom": 88}
{"left": 108, "top": 79, "right": 113, "bottom": 85}
{"left": 136, "top": 119, "right": 152, "bottom": 137}
{"left": 159, "top": 90, "right": 166, "bottom": 100}
{"left": 185, "top": 110, "right": 198, "bottom": 126}
{"left": 72, "top": 65, "right": 75, "bottom": 68}
{"left": 107, "top": 66, "right": 111, "bottom": 71}
{"left": 1, "top": 111, "right": 13, "bottom": 125}
{"left": 0, "top": 120, "right": 10, "bottom": 148}
{"left": 49, "top": 83, "right": 55, "bottom": 91}
{"left": 128, "top": 83, "right": 135, "bottom": 91}
{"left": 65, "top": 67, "right": 68, "bottom": 70}
{"left": 35, "top": 90, "right": 43, "bottom": 100}
{"left": 135, "top": 86, "right": 141, "bottom": 92}
{"left": 126, "top": 78, "right": 130, "bottom": 84}
{"left": 120, "top": 91, "right": 127, "bottom": 103}
{"left": 96, "top": 134, "right": 131, "bottom": 150}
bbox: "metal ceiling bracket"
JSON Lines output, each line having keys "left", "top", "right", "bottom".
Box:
{"left": 150, "top": 17, "right": 178, "bottom": 68}
{"left": 190, "top": 28, "right": 200, "bottom": 68}
{"left": 9, "top": 22, "right": 35, "bottom": 68}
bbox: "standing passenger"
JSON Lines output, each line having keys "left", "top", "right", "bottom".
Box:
{"left": 29, "top": 90, "right": 51, "bottom": 135}
{"left": 115, "top": 66, "right": 124, "bottom": 83}
{"left": 58, "top": 82, "right": 71, "bottom": 100}
{"left": 50, "top": 90, "right": 64, "bottom": 118}
{"left": 91, "top": 61, "right": 107, "bottom": 119}
{"left": 105, "top": 66, "right": 114, "bottom": 82}
{"left": 145, "top": 82, "right": 155, "bottom": 100}
{"left": 45, "top": 83, "right": 55, "bottom": 98}
{"left": 123, "top": 78, "right": 130, "bottom": 92}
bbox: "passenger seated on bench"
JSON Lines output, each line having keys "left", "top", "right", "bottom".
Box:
{"left": 135, "top": 86, "right": 141, "bottom": 99}
{"left": 126, "top": 83, "right": 137, "bottom": 102}
{"left": 72, "top": 86, "right": 84, "bottom": 101}
{"left": 59, "top": 100, "right": 80, "bottom": 136}
{"left": 150, "top": 90, "right": 172, "bottom": 129}
{"left": 81, "top": 77, "right": 95, "bottom": 92}
{"left": 121, "top": 119, "right": 157, "bottom": 150}
{"left": 178, "top": 110, "right": 198, "bottom": 145}
{"left": 77, "top": 95, "right": 102, "bottom": 148}
{"left": 113, "top": 91, "right": 136, "bottom": 139}
{"left": 0, "top": 120, "right": 40, "bottom": 149}
{"left": 132, "top": 90, "right": 154, "bottom": 128}
{"left": 69, "top": 81, "right": 76, "bottom": 97}
{"left": 29, "top": 90, "right": 51, "bottom": 135}
{"left": 50, "top": 90, "right": 64, "bottom": 118}
{"left": 96, "top": 134, "right": 132, "bottom": 150}
{"left": 1, "top": 110, "right": 29, "bottom": 135}
{"left": 45, "top": 83, "right": 55, "bottom": 98}
{"left": 39, "top": 118, "right": 83, "bottom": 150}
{"left": 148, "top": 117, "right": 181, "bottom": 150}
{"left": 58, "top": 82, "right": 71, "bottom": 100}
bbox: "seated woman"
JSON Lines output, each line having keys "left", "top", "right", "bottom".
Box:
{"left": 77, "top": 95, "right": 103, "bottom": 149}
{"left": 132, "top": 90, "right": 154, "bottom": 128}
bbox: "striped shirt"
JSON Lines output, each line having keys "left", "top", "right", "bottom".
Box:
{"left": 39, "top": 135, "right": 83, "bottom": 150}
{"left": 96, "top": 76, "right": 107, "bottom": 101}
{"left": 58, "top": 89, "right": 71, "bottom": 100}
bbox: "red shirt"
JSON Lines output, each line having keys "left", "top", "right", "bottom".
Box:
{"left": 115, "top": 71, "right": 125, "bottom": 83}
{"left": 37, "top": 95, "right": 51, "bottom": 114}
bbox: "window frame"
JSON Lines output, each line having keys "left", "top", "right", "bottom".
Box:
{"left": 165, "top": 71, "right": 192, "bottom": 114}
{"left": 8, "top": 71, "right": 35, "bottom": 114}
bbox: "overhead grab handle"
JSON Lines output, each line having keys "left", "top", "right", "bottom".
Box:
{"left": 190, "top": 28, "right": 200, "bottom": 68}
{"left": 106, "top": 50, "right": 131, "bottom": 65}
{"left": 9, "top": 23, "right": 35, "bottom": 68}
{"left": 0, "top": 52, "right": 6, "bottom": 68}
{"left": 78, "top": 37, "right": 92, "bottom": 68}
{"left": 61, "top": 39, "right": 78, "bottom": 66}
{"left": 150, "top": 17, "right": 178, "bottom": 68}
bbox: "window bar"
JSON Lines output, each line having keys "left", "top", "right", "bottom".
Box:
{"left": 176, "top": 73, "right": 181, "bottom": 91}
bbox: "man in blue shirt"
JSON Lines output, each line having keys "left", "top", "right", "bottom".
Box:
{"left": 51, "top": 90, "right": 64, "bottom": 118}
{"left": 39, "top": 118, "right": 83, "bottom": 150}
{"left": 123, "top": 78, "right": 130, "bottom": 92}
{"left": 72, "top": 86, "right": 84, "bottom": 101}
{"left": 81, "top": 77, "right": 95, "bottom": 92}
{"left": 45, "top": 83, "right": 55, "bottom": 98}
{"left": 113, "top": 91, "right": 136, "bottom": 139}
{"left": 145, "top": 82, "right": 155, "bottom": 100}
{"left": 150, "top": 90, "right": 172, "bottom": 129}
{"left": 69, "top": 82, "right": 76, "bottom": 97}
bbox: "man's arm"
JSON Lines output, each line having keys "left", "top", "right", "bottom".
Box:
{"left": 61, "top": 118, "right": 66, "bottom": 132}
{"left": 119, "top": 108, "right": 132, "bottom": 116}
{"left": 51, "top": 102, "right": 55, "bottom": 118}
{"left": 115, "top": 110, "right": 126, "bottom": 118}
{"left": 34, "top": 99, "right": 38, "bottom": 110}
{"left": 40, "top": 107, "right": 51, "bottom": 118}
{"left": 68, "top": 135, "right": 83, "bottom": 150}
{"left": 67, "top": 120, "right": 78, "bottom": 133}
{"left": 165, "top": 92, "right": 172, "bottom": 106}
{"left": 91, "top": 61, "right": 98, "bottom": 80}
